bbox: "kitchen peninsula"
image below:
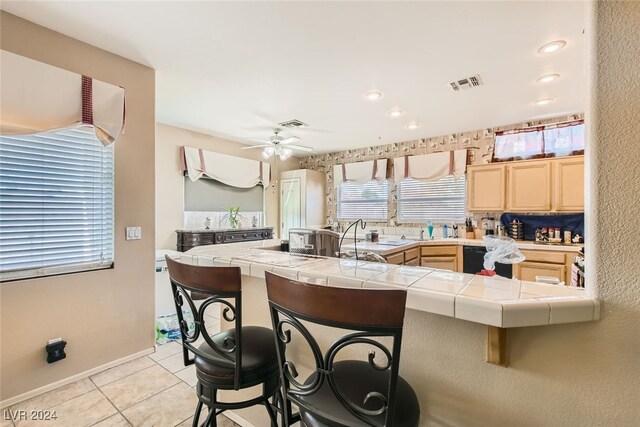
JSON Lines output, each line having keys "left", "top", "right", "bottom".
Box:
{"left": 178, "top": 239, "right": 598, "bottom": 426}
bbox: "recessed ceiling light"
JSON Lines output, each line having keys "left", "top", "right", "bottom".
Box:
{"left": 388, "top": 109, "right": 404, "bottom": 118}
{"left": 365, "top": 91, "right": 383, "bottom": 101}
{"left": 406, "top": 122, "right": 421, "bottom": 130}
{"left": 536, "top": 73, "right": 560, "bottom": 84}
{"left": 534, "top": 98, "right": 555, "bottom": 105}
{"left": 538, "top": 40, "right": 566, "bottom": 54}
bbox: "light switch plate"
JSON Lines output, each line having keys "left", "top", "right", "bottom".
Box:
{"left": 125, "top": 226, "right": 142, "bottom": 240}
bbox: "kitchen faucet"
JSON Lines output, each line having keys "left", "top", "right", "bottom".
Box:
{"left": 419, "top": 229, "right": 425, "bottom": 241}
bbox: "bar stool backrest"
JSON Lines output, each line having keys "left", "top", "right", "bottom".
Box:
{"left": 265, "top": 271, "right": 408, "bottom": 427}
{"left": 165, "top": 256, "right": 243, "bottom": 389}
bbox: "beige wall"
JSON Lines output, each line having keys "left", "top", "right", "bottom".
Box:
{"left": 0, "top": 12, "right": 156, "bottom": 400}
{"left": 155, "top": 123, "right": 299, "bottom": 250}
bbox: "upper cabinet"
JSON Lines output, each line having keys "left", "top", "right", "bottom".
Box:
{"left": 507, "top": 161, "right": 552, "bottom": 211}
{"left": 554, "top": 157, "right": 585, "bottom": 211}
{"left": 467, "top": 156, "right": 584, "bottom": 212}
{"left": 467, "top": 164, "right": 506, "bottom": 211}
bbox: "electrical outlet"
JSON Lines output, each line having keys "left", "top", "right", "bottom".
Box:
{"left": 125, "top": 227, "right": 142, "bottom": 240}
{"left": 46, "top": 338, "right": 67, "bottom": 364}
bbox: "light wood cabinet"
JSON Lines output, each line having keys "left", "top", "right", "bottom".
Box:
{"left": 420, "top": 245, "right": 459, "bottom": 271}
{"left": 467, "top": 164, "right": 506, "bottom": 211}
{"left": 514, "top": 249, "right": 575, "bottom": 284}
{"left": 554, "top": 157, "right": 585, "bottom": 211}
{"left": 507, "top": 161, "right": 552, "bottom": 211}
{"left": 514, "top": 261, "right": 566, "bottom": 283}
{"left": 385, "top": 252, "right": 405, "bottom": 265}
{"left": 467, "top": 156, "right": 583, "bottom": 213}
{"left": 421, "top": 256, "right": 457, "bottom": 271}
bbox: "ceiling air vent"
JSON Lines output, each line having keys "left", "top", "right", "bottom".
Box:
{"left": 279, "top": 119, "right": 309, "bottom": 128}
{"left": 449, "top": 74, "right": 483, "bottom": 91}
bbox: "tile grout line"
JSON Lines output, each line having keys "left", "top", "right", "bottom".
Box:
{"left": 86, "top": 377, "right": 128, "bottom": 427}
{"left": 88, "top": 355, "right": 159, "bottom": 389}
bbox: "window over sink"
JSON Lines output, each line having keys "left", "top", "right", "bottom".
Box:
{"left": 397, "top": 175, "right": 466, "bottom": 223}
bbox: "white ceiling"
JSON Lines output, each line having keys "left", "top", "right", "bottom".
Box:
{"left": 1, "top": 1, "right": 587, "bottom": 154}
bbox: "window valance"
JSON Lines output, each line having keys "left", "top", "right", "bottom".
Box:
{"left": 393, "top": 149, "right": 467, "bottom": 183}
{"left": 181, "top": 146, "right": 271, "bottom": 188}
{"left": 333, "top": 159, "right": 387, "bottom": 187}
{"left": 0, "top": 50, "right": 125, "bottom": 146}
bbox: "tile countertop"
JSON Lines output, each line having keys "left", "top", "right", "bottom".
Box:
{"left": 181, "top": 240, "right": 599, "bottom": 329}
{"left": 342, "top": 237, "right": 583, "bottom": 256}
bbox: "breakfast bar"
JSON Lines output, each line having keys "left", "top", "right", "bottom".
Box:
{"left": 176, "top": 239, "right": 599, "bottom": 426}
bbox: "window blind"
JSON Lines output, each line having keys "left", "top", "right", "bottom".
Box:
{"left": 337, "top": 181, "right": 388, "bottom": 220}
{"left": 398, "top": 176, "right": 466, "bottom": 223}
{"left": 0, "top": 126, "right": 114, "bottom": 281}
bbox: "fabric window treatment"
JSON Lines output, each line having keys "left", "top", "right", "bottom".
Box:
{"left": 0, "top": 50, "right": 125, "bottom": 146}
{"left": 393, "top": 149, "right": 467, "bottom": 183}
{"left": 182, "top": 146, "right": 271, "bottom": 188}
{"left": 333, "top": 159, "right": 387, "bottom": 187}
{"left": 493, "top": 120, "right": 584, "bottom": 161}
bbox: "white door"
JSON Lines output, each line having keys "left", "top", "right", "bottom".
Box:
{"left": 280, "top": 178, "right": 302, "bottom": 239}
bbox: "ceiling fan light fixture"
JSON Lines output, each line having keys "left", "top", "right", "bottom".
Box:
{"left": 262, "top": 146, "right": 275, "bottom": 159}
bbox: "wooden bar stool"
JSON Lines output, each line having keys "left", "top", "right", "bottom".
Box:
{"left": 265, "top": 271, "right": 420, "bottom": 427}
{"left": 166, "top": 257, "right": 281, "bottom": 427}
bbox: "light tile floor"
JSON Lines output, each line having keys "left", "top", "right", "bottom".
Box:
{"left": 3, "top": 315, "right": 241, "bottom": 427}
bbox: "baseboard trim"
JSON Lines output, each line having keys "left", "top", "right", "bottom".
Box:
{"left": 226, "top": 410, "right": 255, "bottom": 427}
{"left": 0, "top": 347, "right": 155, "bottom": 409}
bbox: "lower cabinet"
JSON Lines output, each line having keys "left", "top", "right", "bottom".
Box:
{"left": 514, "top": 261, "right": 566, "bottom": 283}
{"left": 421, "top": 256, "right": 457, "bottom": 271}
{"left": 513, "top": 249, "right": 574, "bottom": 284}
{"left": 383, "top": 246, "right": 421, "bottom": 265}
{"left": 385, "top": 252, "right": 405, "bottom": 265}
{"left": 420, "top": 245, "right": 460, "bottom": 271}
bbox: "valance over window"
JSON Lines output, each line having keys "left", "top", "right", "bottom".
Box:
{"left": 182, "top": 146, "right": 271, "bottom": 188}
{"left": 0, "top": 50, "right": 125, "bottom": 146}
{"left": 393, "top": 149, "right": 467, "bottom": 183}
{"left": 333, "top": 159, "right": 387, "bottom": 187}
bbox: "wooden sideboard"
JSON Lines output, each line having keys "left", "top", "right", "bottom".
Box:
{"left": 176, "top": 227, "right": 274, "bottom": 252}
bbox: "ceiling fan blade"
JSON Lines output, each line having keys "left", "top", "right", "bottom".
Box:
{"left": 279, "top": 136, "right": 301, "bottom": 145}
{"left": 287, "top": 144, "right": 313, "bottom": 152}
{"left": 248, "top": 138, "right": 272, "bottom": 144}
{"left": 241, "top": 145, "right": 269, "bottom": 150}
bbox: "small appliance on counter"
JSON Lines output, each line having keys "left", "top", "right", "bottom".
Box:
{"left": 508, "top": 219, "right": 524, "bottom": 240}
{"left": 289, "top": 228, "right": 340, "bottom": 257}
{"left": 482, "top": 217, "right": 496, "bottom": 235}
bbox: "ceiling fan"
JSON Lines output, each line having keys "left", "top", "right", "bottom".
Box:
{"left": 242, "top": 128, "right": 312, "bottom": 160}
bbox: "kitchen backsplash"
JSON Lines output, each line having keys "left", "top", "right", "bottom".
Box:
{"left": 298, "top": 113, "right": 584, "bottom": 230}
